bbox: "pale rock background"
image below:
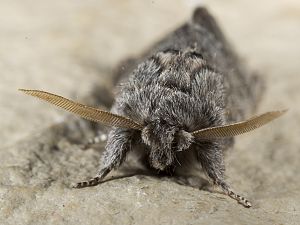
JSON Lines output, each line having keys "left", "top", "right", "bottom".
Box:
{"left": 0, "top": 0, "right": 299, "bottom": 224}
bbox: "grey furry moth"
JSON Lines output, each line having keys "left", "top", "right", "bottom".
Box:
{"left": 20, "top": 8, "right": 286, "bottom": 208}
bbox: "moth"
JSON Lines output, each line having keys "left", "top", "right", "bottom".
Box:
{"left": 20, "top": 8, "right": 286, "bottom": 207}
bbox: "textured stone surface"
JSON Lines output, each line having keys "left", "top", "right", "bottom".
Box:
{"left": 0, "top": 0, "right": 299, "bottom": 224}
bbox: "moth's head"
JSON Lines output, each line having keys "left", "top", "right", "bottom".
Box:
{"left": 141, "top": 119, "right": 193, "bottom": 170}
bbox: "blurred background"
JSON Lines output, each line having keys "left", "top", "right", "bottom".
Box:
{"left": 0, "top": 0, "right": 299, "bottom": 148}
{"left": 0, "top": 1, "right": 299, "bottom": 224}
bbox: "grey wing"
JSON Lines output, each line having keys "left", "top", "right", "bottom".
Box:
{"left": 192, "top": 7, "right": 229, "bottom": 48}
{"left": 190, "top": 7, "right": 265, "bottom": 121}
{"left": 115, "top": 7, "right": 239, "bottom": 70}
{"left": 114, "top": 7, "right": 265, "bottom": 121}
{"left": 113, "top": 7, "right": 225, "bottom": 83}
{"left": 113, "top": 57, "right": 141, "bottom": 85}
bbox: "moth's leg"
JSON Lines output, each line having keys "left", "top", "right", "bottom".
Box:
{"left": 73, "top": 128, "right": 133, "bottom": 188}
{"left": 222, "top": 185, "right": 252, "bottom": 208}
{"left": 195, "top": 141, "right": 252, "bottom": 207}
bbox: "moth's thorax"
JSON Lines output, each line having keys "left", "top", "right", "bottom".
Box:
{"left": 116, "top": 49, "right": 228, "bottom": 171}
{"left": 141, "top": 120, "right": 193, "bottom": 170}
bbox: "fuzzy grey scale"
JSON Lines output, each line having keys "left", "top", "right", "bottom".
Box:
{"left": 80, "top": 8, "right": 263, "bottom": 206}
{"left": 111, "top": 50, "right": 227, "bottom": 172}
{"left": 115, "top": 8, "right": 264, "bottom": 122}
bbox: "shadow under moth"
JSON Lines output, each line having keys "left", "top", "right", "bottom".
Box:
{"left": 20, "top": 7, "right": 286, "bottom": 208}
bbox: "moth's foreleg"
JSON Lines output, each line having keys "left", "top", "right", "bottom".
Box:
{"left": 73, "top": 128, "right": 133, "bottom": 188}
{"left": 221, "top": 185, "right": 252, "bottom": 208}
{"left": 195, "top": 142, "right": 252, "bottom": 207}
